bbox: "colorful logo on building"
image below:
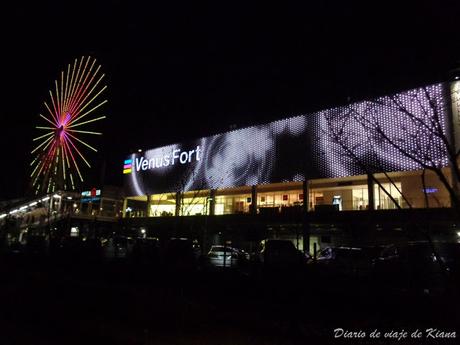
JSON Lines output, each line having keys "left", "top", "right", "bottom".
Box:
{"left": 123, "top": 159, "right": 132, "bottom": 174}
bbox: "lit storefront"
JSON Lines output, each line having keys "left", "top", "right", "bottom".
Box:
{"left": 123, "top": 82, "right": 457, "bottom": 218}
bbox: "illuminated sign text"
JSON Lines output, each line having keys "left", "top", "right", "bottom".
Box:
{"left": 135, "top": 145, "right": 201, "bottom": 172}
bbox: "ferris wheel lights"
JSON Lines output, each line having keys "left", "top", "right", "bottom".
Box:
{"left": 33, "top": 132, "right": 54, "bottom": 141}
{"left": 68, "top": 130, "right": 102, "bottom": 135}
{"left": 67, "top": 115, "right": 106, "bottom": 128}
{"left": 31, "top": 56, "right": 107, "bottom": 194}
{"left": 39, "top": 114, "right": 56, "bottom": 127}
{"left": 36, "top": 126, "right": 54, "bottom": 130}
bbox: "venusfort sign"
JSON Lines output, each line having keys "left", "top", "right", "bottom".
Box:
{"left": 127, "top": 146, "right": 202, "bottom": 173}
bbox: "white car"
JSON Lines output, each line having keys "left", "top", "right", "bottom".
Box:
{"left": 207, "top": 245, "right": 249, "bottom": 268}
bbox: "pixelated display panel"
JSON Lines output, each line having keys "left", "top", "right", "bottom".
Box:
{"left": 125, "top": 83, "right": 449, "bottom": 196}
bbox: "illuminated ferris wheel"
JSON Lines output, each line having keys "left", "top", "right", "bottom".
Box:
{"left": 30, "top": 56, "right": 107, "bottom": 195}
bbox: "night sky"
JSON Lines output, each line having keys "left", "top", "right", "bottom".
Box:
{"left": 1, "top": 0, "right": 460, "bottom": 199}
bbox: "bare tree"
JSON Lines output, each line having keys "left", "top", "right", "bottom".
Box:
{"left": 322, "top": 83, "right": 460, "bottom": 278}
{"left": 323, "top": 83, "right": 460, "bottom": 211}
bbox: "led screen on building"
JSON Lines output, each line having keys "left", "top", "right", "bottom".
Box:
{"left": 124, "top": 83, "right": 450, "bottom": 197}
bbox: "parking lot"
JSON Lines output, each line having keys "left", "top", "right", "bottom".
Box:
{"left": 1, "top": 237, "right": 459, "bottom": 344}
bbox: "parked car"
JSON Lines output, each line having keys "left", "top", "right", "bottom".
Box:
{"left": 315, "top": 245, "right": 386, "bottom": 277}
{"left": 103, "top": 236, "right": 134, "bottom": 259}
{"left": 207, "top": 245, "right": 249, "bottom": 268}
{"left": 259, "top": 239, "right": 305, "bottom": 268}
{"left": 373, "top": 241, "right": 460, "bottom": 295}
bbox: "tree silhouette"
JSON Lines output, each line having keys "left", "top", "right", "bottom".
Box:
{"left": 323, "top": 82, "right": 459, "bottom": 210}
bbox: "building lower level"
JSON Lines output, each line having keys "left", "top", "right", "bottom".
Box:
{"left": 124, "top": 168, "right": 452, "bottom": 218}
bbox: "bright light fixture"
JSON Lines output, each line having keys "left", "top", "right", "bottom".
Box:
{"left": 70, "top": 227, "right": 79, "bottom": 237}
{"left": 29, "top": 201, "right": 38, "bottom": 207}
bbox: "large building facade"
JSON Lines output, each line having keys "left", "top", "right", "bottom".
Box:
{"left": 123, "top": 81, "right": 460, "bottom": 220}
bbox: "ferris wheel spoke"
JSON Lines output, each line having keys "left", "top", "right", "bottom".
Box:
{"left": 30, "top": 158, "right": 42, "bottom": 178}
{"left": 65, "top": 131, "right": 98, "bottom": 152}
{"left": 60, "top": 71, "right": 65, "bottom": 122}
{"left": 48, "top": 90, "right": 61, "bottom": 125}
{"left": 32, "top": 140, "right": 56, "bottom": 185}
{"left": 69, "top": 172, "right": 75, "bottom": 190}
{"left": 69, "top": 73, "right": 104, "bottom": 118}
{"left": 61, "top": 141, "right": 71, "bottom": 183}
{"left": 32, "top": 131, "right": 54, "bottom": 143}
{"left": 67, "top": 115, "right": 106, "bottom": 128}
{"left": 65, "top": 59, "right": 79, "bottom": 114}
{"left": 31, "top": 136, "right": 54, "bottom": 157}
{"left": 30, "top": 156, "right": 44, "bottom": 178}
{"left": 68, "top": 99, "right": 108, "bottom": 127}
{"left": 55, "top": 80, "right": 62, "bottom": 121}
{"left": 43, "top": 143, "right": 58, "bottom": 176}
{"left": 62, "top": 137, "right": 84, "bottom": 182}
{"left": 69, "top": 70, "right": 104, "bottom": 117}
{"left": 30, "top": 155, "right": 39, "bottom": 167}
{"left": 65, "top": 60, "right": 77, "bottom": 109}
{"left": 70, "top": 84, "right": 107, "bottom": 121}
{"left": 62, "top": 140, "right": 71, "bottom": 169}
{"left": 57, "top": 146, "right": 66, "bottom": 182}
{"left": 68, "top": 57, "right": 91, "bottom": 114}
{"left": 31, "top": 136, "right": 57, "bottom": 185}
{"left": 63, "top": 63, "right": 71, "bottom": 113}
{"left": 44, "top": 99, "right": 59, "bottom": 127}
{"left": 66, "top": 57, "right": 85, "bottom": 118}
{"left": 64, "top": 133, "right": 93, "bottom": 166}
{"left": 39, "top": 114, "right": 58, "bottom": 127}
{"left": 68, "top": 59, "right": 97, "bottom": 116}
{"left": 36, "top": 126, "right": 55, "bottom": 130}
{"left": 67, "top": 129, "right": 102, "bottom": 135}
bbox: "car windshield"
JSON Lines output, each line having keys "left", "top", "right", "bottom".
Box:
{"left": 210, "top": 246, "right": 234, "bottom": 253}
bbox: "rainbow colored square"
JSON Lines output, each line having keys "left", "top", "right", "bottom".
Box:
{"left": 123, "top": 159, "right": 132, "bottom": 174}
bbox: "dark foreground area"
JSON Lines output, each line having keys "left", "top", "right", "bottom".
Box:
{"left": 0, "top": 252, "right": 459, "bottom": 345}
